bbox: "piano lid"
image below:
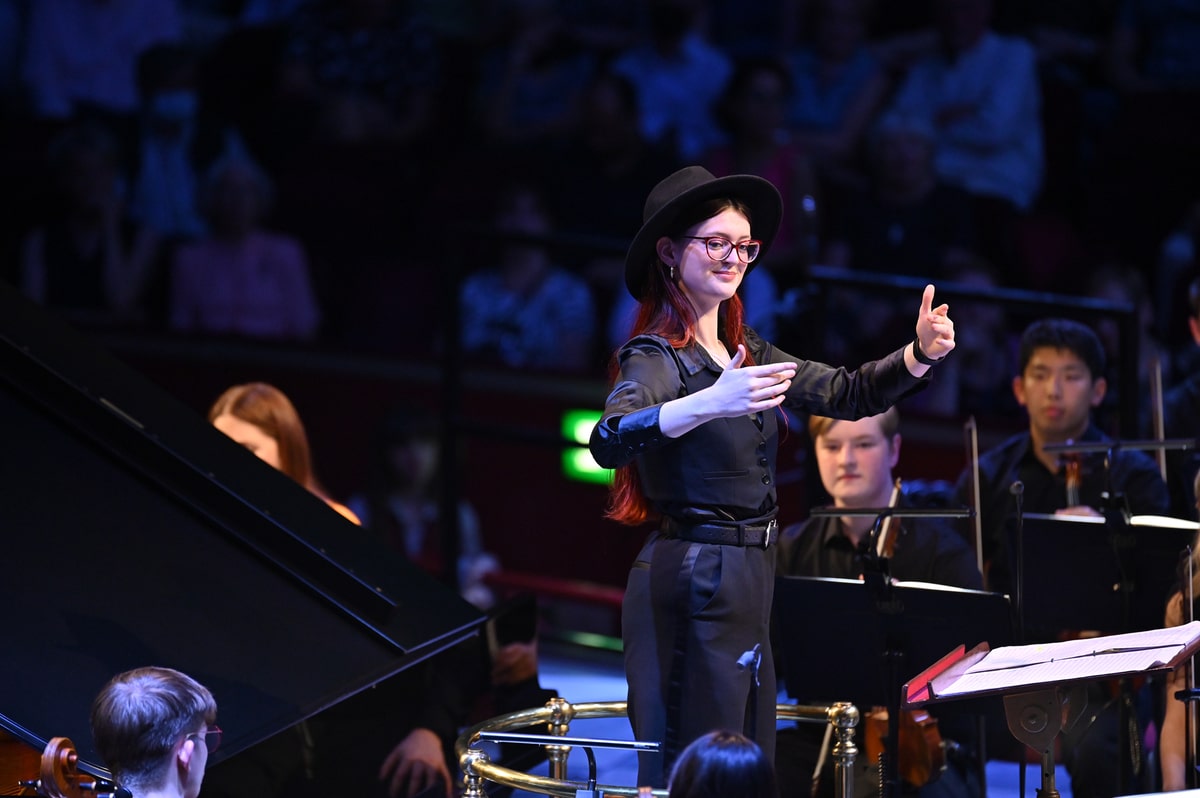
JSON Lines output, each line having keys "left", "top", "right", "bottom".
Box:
{"left": 0, "top": 281, "right": 486, "bottom": 778}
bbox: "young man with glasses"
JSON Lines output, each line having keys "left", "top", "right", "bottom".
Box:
{"left": 90, "top": 666, "right": 219, "bottom": 798}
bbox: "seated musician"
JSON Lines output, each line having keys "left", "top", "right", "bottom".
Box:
{"left": 201, "top": 382, "right": 553, "bottom": 798}
{"left": 775, "top": 408, "right": 983, "bottom": 797}
{"left": 90, "top": 666, "right": 220, "bottom": 798}
{"left": 950, "top": 318, "right": 1170, "bottom": 798}
{"left": 1158, "top": 471, "right": 1200, "bottom": 791}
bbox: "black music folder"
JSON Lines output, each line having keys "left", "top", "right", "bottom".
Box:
{"left": 0, "top": 280, "right": 486, "bottom": 778}
{"left": 1016, "top": 512, "right": 1196, "bottom": 635}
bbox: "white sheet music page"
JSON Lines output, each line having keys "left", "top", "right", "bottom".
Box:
{"left": 929, "top": 621, "right": 1200, "bottom": 699}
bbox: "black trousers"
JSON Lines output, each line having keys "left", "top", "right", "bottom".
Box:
{"left": 622, "top": 533, "right": 778, "bottom": 787}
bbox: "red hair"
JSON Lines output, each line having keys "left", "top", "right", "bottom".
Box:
{"left": 207, "top": 382, "right": 327, "bottom": 499}
{"left": 605, "top": 198, "right": 757, "bottom": 526}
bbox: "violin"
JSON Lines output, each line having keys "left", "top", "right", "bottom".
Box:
{"left": 1064, "top": 450, "right": 1082, "bottom": 508}
{"left": 864, "top": 706, "right": 946, "bottom": 789}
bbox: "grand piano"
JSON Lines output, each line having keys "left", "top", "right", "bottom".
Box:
{"left": 0, "top": 280, "right": 487, "bottom": 794}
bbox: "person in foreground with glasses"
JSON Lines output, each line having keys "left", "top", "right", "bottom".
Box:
{"left": 90, "top": 666, "right": 219, "bottom": 798}
{"left": 589, "top": 164, "right": 955, "bottom": 788}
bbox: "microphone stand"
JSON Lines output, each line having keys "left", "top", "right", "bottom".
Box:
{"left": 1042, "top": 440, "right": 1139, "bottom": 794}
{"left": 1010, "top": 481, "right": 1025, "bottom": 646}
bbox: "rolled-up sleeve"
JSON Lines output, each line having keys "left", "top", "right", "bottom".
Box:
{"left": 589, "top": 338, "right": 681, "bottom": 469}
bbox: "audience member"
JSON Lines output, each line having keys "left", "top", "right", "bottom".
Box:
{"left": 1163, "top": 277, "right": 1200, "bottom": 519}
{"left": 816, "top": 110, "right": 978, "bottom": 377}
{"left": 168, "top": 154, "right": 321, "bottom": 342}
{"left": 823, "top": 111, "right": 977, "bottom": 278}
{"left": 775, "top": 409, "right": 983, "bottom": 797}
{"left": 544, "top": 70, "right": 683, "bottom": 335}
{"left": 474, "top": 0, "right": 598, "bottom": 154}
{"left": 609, "top": 0, "right": 733, "bottom": 161}
{"left": 90, "top": 666, "right": 219, "bottom": 798}
{"left": 666, "top": 730, "right": 778, "bottom": 798}
{"left": 782, "top": 0, "right": 891, "bottom": 191}
{"left": 20, "top": 122, "right": 162, "bottom": 328}
{"left": 459, "top": 181, "right": 597, "bottom": 373}
{"left": 885, "top": 0, "right": 1043, "bottom": 278}
{"left": 21, "top": 0, "right": 183, "bottom": 122}
{"left": 348, "top": 402, "right": 500, "bottom": 609}
{"left": 207, "top": 381, "right": 358, "bottom": 523}
{"left": 128, "top": 42, "right": 249, "bottom": 242}
{"left": 1155, "top": 200, "right": 1200, "bottom": 372}
{"left": 939, "top": 256, "right": 1019, "bottom": 420}
{"left": 703, "top": 57, "right": 821, "bottom": 292}
{"left": 1106, "top": 0, "right": 1200, "bottom": 94}
{"left": 0, "top": 0, "right": 24, "bottom": 112}
{"left": 1084, "top": 262, "right": 1171, "bottom": 437}
{"left": 273, "top": 0, "right": 442, "bottom": 149}
{"left": 951, "top": 317, "right": 1168, "bottom": 798}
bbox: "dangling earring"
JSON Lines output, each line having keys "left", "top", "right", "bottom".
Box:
{"left": 668, "top": 264, "right": 676, "bottom": 281}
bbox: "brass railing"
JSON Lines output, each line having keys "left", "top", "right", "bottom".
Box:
{"left": 455, "top": 698, "right": 859, "bottom": 798}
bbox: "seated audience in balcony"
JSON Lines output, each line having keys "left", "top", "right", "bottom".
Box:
{"left": 168, "top": 154, "right": 320, "bottom": 342}
{"left": 20, "top": 122, "right": 162, "bottom": 328}
{"left": 459, "top": 180, "right": 597, "bottom": 373}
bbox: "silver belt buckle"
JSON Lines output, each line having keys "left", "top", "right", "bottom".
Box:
{"left": 763, "top": 518, "right": 777, "bottom": 549}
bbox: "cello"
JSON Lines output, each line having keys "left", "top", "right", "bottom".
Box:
{"left": 3, "top": 734, "right": 124, "bottom": 798}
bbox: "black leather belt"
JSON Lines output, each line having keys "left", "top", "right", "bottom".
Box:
{"left": 663, "top": 515, "right": 779, "bottom": 548}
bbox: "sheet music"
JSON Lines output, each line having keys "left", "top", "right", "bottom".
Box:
{"left": 929, "top": 622, "right": 1200, "bottom": 699}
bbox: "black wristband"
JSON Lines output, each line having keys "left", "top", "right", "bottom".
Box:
{"left": 912, "top": 336, "right": 945, "bottom": 366}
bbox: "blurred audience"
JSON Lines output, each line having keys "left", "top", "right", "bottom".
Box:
{"left": 273, "top": 0, "right": 441, "bottom": 149}
{"left": 885, "top": 0, "right": 1043, "bottom": 279}
{"left": 823, "top": 111, "right": 977, "bottom": 277}
{"left": 1106, "top": 0, "right": 1200, "bottom": 94}
{"left": 168, "top": 153, "right": 320, "bottom": 341}
{"left": 459, "top": 181, "right": 597, "bottom": 373}
{"left": 20, "top": 122, "right": 162, "bottom": 327}
{"left": 609, "top": 0, "right": 732, "bottom": 161}
{"left": 1163, "top": 277, "right": 1200, "bottom": 518}
{"left": 128, "top": 42, "right": 249, "bottom": 242}
{"left": 474, "top": 0, "right": 598, "bottom": 154}
{"left": 348, "top": 402, "right": 500, "bottom": 609}
{"left": 21, "top": 0, "right": 182, "bottom": 122}
{"left": 545, "top": 70, "right": 681, "bottom": 332}
{"left": 782, "top": 0, "right": 891, "bottom": 193}
{"left": 1085, "top": 262, "right": 1171, "bottom": 437}
{"left": 703, "top": 57, "right": 821, "bottom": 294}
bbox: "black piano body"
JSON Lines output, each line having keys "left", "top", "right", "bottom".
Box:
{"left": 0, "top": 280, "right": 487, "bottom": 792}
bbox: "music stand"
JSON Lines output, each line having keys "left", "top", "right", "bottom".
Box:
{"left": 903, "top": 623, "right": 1200, "bottom": 798}
{"left": 1018, "top": 513, "right": 1196, "bottom": 636}
{"left": 774, "top": 575, "right": 1012, "bottom": 797}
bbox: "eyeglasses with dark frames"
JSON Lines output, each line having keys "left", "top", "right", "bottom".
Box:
{"left": 186, "top": 726, "right": 222, "bottom": 754}
{"left": 680, "top": 236, "right": 762, "bottom": 264}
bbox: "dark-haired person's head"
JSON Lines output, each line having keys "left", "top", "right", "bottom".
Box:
{"left": 1013, "top": 318, "right": 1107, "bottom": 442}
{"left": 1017, "top": 318, "right": 1105, "bottom": 380}
{"left": 91, "top": 667, "right": 218, "bottom": 798}
{"left": 667, "top": 730, "right": 778, "bottom": 798}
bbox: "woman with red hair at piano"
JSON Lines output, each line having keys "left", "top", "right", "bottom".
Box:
{"left": 207, "top": 381, "right": 361, "bottom": 525}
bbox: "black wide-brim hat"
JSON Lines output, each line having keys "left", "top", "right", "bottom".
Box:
{"left": 624, "top": 165, "right": 783, "bottom": 300}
